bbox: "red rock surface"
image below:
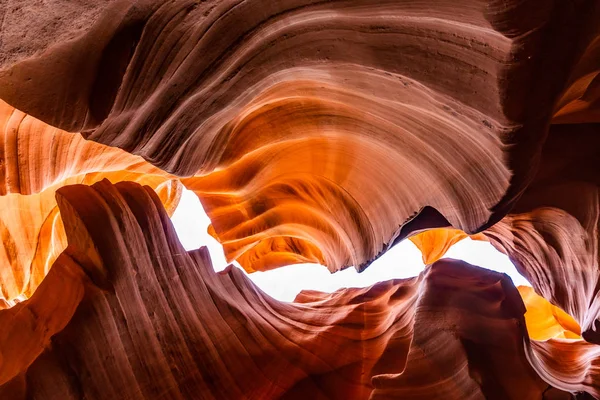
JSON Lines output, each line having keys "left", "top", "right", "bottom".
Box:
{"left": 0, "top": 0, "right": 599, "bottom": 398}
{"left": 0, "top": 181, "right": 584, "bottom": 399}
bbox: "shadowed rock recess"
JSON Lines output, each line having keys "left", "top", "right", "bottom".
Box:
{"left": 0, "top": 0, "right": 598, "bottom": 398}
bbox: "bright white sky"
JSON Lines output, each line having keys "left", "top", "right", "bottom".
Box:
{"left": 171, "top": 189, "right": 530, "bottom": 302}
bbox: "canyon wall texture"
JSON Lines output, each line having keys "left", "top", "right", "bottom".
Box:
{"left": 0, "top": 180, "right": 590, "bottom": 399}
{"left": 0, "top": 0, "right": 599, "bottom": 398}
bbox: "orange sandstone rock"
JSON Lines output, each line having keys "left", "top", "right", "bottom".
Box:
{"left": 408, "top": 228, "right": 488, "bottom": 265}
{"left": 519, "top": 286, "right": 581, "bottom": 341}
{"left": 0, "top": 180, "right": 584, "bottom": 399}
{"left": 0, "top": 0, "right": 599, "bottom": 398}
{"left": 0, "top": 100, "right": 181, "bottom": 303}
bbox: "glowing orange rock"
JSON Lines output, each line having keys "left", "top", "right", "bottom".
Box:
{"left": 408, "top": 228, "right": 488, "bottom": 264}
{"left": 0, "top": 181, "right": 578, "bottom": 399}
{"left": 0, "top": 0, "right": 599, "bottom": 398}
{"left": 0, "top": 100, "right": 181, "bottom": 303}
{"left": 519, "top": 286, "right": 581, "bottom": 341}
{"left": 0, "top": 254, "right": 86, "bottom": 384}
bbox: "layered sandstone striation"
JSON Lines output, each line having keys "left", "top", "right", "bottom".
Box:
{"left": 0, "top": 0, "right": 599, "bottom": 398}
{"left": 0, "top": 100, "right": 181, "bottom": 304}
{"left": 0, "top": 180, "right": 592, "bottom": 399}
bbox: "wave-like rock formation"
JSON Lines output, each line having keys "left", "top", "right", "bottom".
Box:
{"left": 0, "top": 0, "right": 599, "bottom": 398}
{"left": 0, "top": 180, "right": 594, "bottom": 399}
{"left": 0, "top": 0, "right": 546, "bottom": 273}
{"left": 0, "top": 100, "right": 181, "bottom": 304}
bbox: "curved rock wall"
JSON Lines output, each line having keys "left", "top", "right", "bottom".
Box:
{"left": 0, "top": 181, "right": 584, "bottom": 399}
{"left": 0, "top": 0, "right": 599, "bottom": 398}
{"left": 0, "top": 100, "right": 181, "bottom": 302}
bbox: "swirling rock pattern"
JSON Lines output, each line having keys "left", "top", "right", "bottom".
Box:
{"left": 0, "top": 0, "right": 597, "bottom": 271}
{"left": 0, "top": 0, "right": 566, "bottom": 272}
{"left": 0, "top": 100, "right": 181, "bottom": 303}
{"left": 0, "top": 180, "right": 587, "bottom": 399}
{"left": 0, "top": 0, "right": 599, "bottom": 398}
{"left": 485, "top": 122, "right": 600, "bottom": 343}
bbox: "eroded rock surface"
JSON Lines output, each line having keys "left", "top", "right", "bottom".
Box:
{"left": 0, "top": 100, "right": 181, "bottom": 303}
{"left": 0, "top": 180, "right": 590, "bottom": 399}
{"left": 0, "top": 0, "right": 599, "bottom": 398}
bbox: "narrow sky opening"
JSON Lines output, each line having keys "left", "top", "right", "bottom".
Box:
{"left": 171, "top": 189, "right": 530, "bottom": 302}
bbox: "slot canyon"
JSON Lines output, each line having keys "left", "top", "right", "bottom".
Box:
{"left": 0, "top": 0, "right": 599, "bottom": 398}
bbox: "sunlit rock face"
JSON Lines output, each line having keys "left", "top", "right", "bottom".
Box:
{"left": 408, "top": 228, "right": 488, "bottom": 265}
{"left": 0, "top": 0, "right": 599, "bottom": 398}
{"left": 0, "top": 181, "right": 587, "bottom": 399}
{"left": 0, "top": 100, "right": 181, "bottom": 304}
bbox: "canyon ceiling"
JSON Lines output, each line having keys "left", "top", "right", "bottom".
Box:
{"left": 0, "top": 0, "right": 599, "bottom": 398}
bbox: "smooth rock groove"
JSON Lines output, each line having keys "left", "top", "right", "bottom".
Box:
{"left": 0, "top": 180, "right": 595, "bottom": 399}
{"left": 0, "top": 0, "right": 599, "bottom": 398}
